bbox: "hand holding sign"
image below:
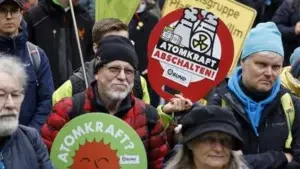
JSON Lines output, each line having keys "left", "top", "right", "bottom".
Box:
{"left": 162, "top": 94, "right": 193, "bottom": 114}
{"left": 147, "top": 7, "right": 234, "bottom": 102}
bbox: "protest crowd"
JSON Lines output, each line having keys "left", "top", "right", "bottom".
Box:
{"left": 0, "top": 0, "right": 300, "bottom": 168}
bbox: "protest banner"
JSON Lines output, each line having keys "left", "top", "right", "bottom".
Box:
{"left": 147, "top": 7, "right": 234, "bottom": 102}
{"left": 95, "top": 0, "right": 140, "bottom": 24}
{"left": 50, "top": 113, "right": 147, "bottom": 169}
{"left": 162, "top": 0, "right": 257, "bottom": 75}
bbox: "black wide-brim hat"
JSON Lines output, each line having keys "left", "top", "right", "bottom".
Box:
{"left": 181, "top": 105, "right": 244, "bottom": 150}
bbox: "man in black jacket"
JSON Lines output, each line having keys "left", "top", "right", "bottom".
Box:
{"left": 24, "top": 0, "right": 94, "bottom": 89}
{"left": 209, "top": 22, "right": 300, "bottom": 169}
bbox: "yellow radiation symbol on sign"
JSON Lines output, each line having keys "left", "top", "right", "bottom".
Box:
{"left": 191, "top": 31, "right": 212, "bottom": 53}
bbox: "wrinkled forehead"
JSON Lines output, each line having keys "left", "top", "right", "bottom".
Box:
{"left": 0, "top": 72, "right": 22, "bottom": 91}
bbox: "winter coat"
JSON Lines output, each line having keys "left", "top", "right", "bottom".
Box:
{"left": 237, "top": 0, "right": 284, "bottom": 27}
{"left": 281, "top": 66, "right": 300, "bottom": 97}
{"left": 0, "top": 125, "right": 53, "bottom": 169}
{"left": 42, "top": 81, "right": 169, "bottom": 169}
{"left": 272, "top": 0, "right": 300, "bottom": 66}
{"left": 209, "top": 84, "right": 300, "bottom": 169}
{"left": 24, "top": 0, "right": 94, "bottom": 88}
{"left": 0, "top": 20, "right": 54, "bottom": 131}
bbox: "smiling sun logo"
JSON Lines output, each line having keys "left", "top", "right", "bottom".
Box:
{"left": 70, "top": 140, "right": 120, "bottom": 169}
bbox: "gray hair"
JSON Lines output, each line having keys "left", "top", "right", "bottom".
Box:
{"left": 165, "top": 145, "right": 250, "bottom": 169}
{"left": 0, "top": 54, "right": 28, "bottom": 90}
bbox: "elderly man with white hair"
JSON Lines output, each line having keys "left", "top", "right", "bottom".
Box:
{"left": 0, "top": 55, "right": 53, "bottom": 169}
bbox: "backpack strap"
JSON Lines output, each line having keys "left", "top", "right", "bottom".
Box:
{"left": 70, "top": 75, "right": 86, "bottom": 96}
{"left": 70, "top": 92, "right": 85, "bottom": 119}
{"left": 281, "top": 93, "right": 295, "bottom": 149}
{"left": 26, "top": 41, "right": 41, "bottom": 86}
{"left": 26, "top": 42, "right": 41, "bottom": 72}
{"left": 133, "top": 72, "right": 143, "bottom": 100}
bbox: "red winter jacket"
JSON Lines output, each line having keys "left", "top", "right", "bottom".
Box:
{"left": 41, "top": 82, "right": 168, "bottom": 169}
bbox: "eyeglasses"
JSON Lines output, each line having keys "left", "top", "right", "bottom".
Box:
{"left": 0, "top": 91, "right": 24, "bottom": 105}
{"left": 0, "top": 7, "right": 21, "bottom": 18}
{"left": 103, "top": 65, "right": 135, "bottom": 79}
{"left": 197, "top": 136, "right": 233, "bottom": 148}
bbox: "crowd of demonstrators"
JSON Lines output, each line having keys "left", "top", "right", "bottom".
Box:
{"left": 281, "top": 47, "right": 300, "bottom": 96}
{"left": 208, "top": 22, "right": 300, "bottom": 169}
{"left": 0, "top": 0, "right": 53, "bottom": 131}
{"left": 41, "top": 35, "right": 169, "bottom": 169}
{"left": 0, "top": 56, "right": 53, "bottom": 169}
{"left": 2, "top": 0, "right": 300, "bottom": 169}
{"left": 23, "top": 0, "right": 94, "bottom": 89}
{"left": 52, "top": 18, "right": 151, "bottom": 105}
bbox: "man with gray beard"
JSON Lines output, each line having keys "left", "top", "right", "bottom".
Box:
{"left": 41, "top": 35, "right": 169, "bottom": 169}
{"left": 0, "top": 55, "right": 53, "bottom": 169}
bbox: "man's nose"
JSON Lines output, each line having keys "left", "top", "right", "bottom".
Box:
{"left": 6, "top": 11, "right": 12, "bottom": 19}
{"left": 116, "top": 70, "right": 126, "bottom": 80}
{"left": 4, "top": 94, "right": 16, "bottom": 109}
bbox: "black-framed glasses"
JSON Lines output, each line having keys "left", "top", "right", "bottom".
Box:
{"left": 0, "top": 6, "right": 21, "bottom": 18}
{"left": 0, "top": 90, "right": 24, "bottom": 105}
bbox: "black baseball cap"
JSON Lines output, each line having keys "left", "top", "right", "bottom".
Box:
{"left": 0, "top": 0, "right": 22, "bottom": 8}
{"left": 181, "top": 105, "right": 243, "bottom": 150}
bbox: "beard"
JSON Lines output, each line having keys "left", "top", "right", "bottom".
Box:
{"left": 0, "top": 110, "right": 19, "bottom": 136}
{"left": 105, "top": 83, "right": 134, "bottom": 100}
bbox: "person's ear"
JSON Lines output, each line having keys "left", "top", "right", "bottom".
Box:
{"left": 93, "top": 43, "right": 98, "bottom": 54}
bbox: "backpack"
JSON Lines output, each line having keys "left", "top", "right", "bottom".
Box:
{"left": 70, "top": 71, "right": 144, "bottom": 100}
{"left": 26, "top": 41, "right": 41, "bottom": 86}
{"left": 221, "top": 93, "right": 295, "bottom": 149}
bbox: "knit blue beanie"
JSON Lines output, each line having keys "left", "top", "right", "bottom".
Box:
{"left": 241, "top": 22, "right": 284, "bottom": 60}
{"left": 290, "top": 47, "right": 300, "bottom": 65}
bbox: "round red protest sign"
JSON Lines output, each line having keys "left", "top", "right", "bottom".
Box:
{"left": 148, "top": 7, "right": 234, "bottom": 102}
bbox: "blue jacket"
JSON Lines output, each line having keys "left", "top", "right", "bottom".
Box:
{"left": 0, "top": 125, "right": 54, "bottom": 169}
{"left": 0, "top": 20, "right": 54, "bottom": 131}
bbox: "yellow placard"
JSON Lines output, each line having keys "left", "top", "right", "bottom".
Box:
{"left": 162, "top": 0, "right": 257, "bottom": 76}
{"left": 95, "top": 0, "right": 140, "bottom": 24}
